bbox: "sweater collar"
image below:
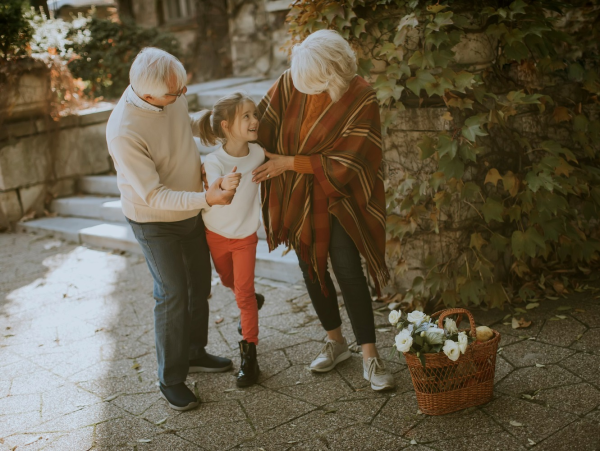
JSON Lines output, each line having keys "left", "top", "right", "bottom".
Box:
{"left": 126, "top": 85, "right": 163, "bottom": 112}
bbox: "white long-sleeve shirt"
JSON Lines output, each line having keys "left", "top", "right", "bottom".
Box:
{"left": 106, "top": 86, "right": 208, "bottom": 222}
{"left": 202, "top": 143, "right": 263, "bottom": 239}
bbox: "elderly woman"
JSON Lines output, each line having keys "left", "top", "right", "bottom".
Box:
{"left": 252, "top": 30, "right": 394, "bottom": 390}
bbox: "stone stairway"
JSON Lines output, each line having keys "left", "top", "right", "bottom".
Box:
{"left": 19, "top": 173, "right": 302, "bottom": 283}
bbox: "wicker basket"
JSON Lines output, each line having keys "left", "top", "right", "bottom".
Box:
{"left": 403, "top": 308, "right": 501, "bottom": 415}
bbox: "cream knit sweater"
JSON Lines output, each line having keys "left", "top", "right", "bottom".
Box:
{"left": 106, "top": 86, "right": 208, "bottom": 223}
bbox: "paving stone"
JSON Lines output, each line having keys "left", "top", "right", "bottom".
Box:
{"left": 239, "top": 410, "right": 357, "bottom": 449}
{"left": 321, "top": 424, "right": 407, "bottom": 450}
{"left": 178, "top": 420, "right": 255, "bottom": 450}
{"left": 276, "top": 375, "right": 355, "bottom": 406}
{"left": 536, "top": 382, "right": 600, "bottom": 415}
{"left": 29, "top": 402, "right": 123, "bottom": 433}
{"left": 427, "top": 431, "right": 527, "bottom": 450}
{"left": 571, "top": 328, "right": 600, "bottom": 354}
{"left": 494, "top": 355, "right": 514, "bottom": 384}
{"left": 262, "top": 364, "right": 340, "bottom": 389}
{"left": 77, "top": 375, "right": 157, "bottom": 399}
{"left": 111, "top": 392, "right": 160, "bottom": 415}
{"left": 240, "top": 390, "right": 315, "bottom": 433}
{"left": 136, "top": 433, "right": 205, "bottom": 450}
{"left": 0, "top": 433, "right": 63, "bottom": 451}
{"left": 324, "top": 397, "right": 387, "bottom": 423}
{"left": 500, "top": 339, "right": 575, "bottom": 367}
{"left": 190, "top": 372, "right": 265, "bottom": 403}
{"left": 257, "top": 329, "right": 311, "bottom": 355}
{"left": 0, "top": 393, "right": 41, "bottom": 415}
{"left": 537, "top": 317, "right": 588, "bottom": 347}
{"left": 0, "top": 411, "right": 44, "bottom": 438}
{"left": 585, "top": 409, "right": 600, "bottom": 423}
{"left": 408, "top": 409, "right": 502, "bottom": 442}
{"left": 40, "top": 428, "right": 95, "bottom": 451}
{"left": 372, "top": 391, "right": 422, "bottom": 436}
{"left": 535, "top": 419, "right": 600, "bottom": 451}
{"left": 41, "top": 383, "right": 102, "bottom": 420}
{"left": 256, "top": 349, "right": 292, "bottom": 383}
{"left": 571, "top": 303, "right": 600, "bottom": 327}
{"left": 495, "top": 365, "right": 581, "bottom": 396}
{"left": 482, "top": 395, "right": 577, "bottom": 443}
{"left": 284, "top": 341, "right": 326, "bottom": 366}
{"left": 162, "top": 400, "right": 247, "bottom": 431}
{"left": 560, "top": 352, "right": 600, "bottom": 385}
{"left": 93, "top": 415, "right": 162, "bottom": 448}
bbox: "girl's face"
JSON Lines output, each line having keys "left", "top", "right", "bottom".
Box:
{"left": 223, "top": 101, "right": 259, "bottom": 142}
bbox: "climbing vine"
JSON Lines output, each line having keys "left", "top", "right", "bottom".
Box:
{"left": 287, "top": 0, "right": 600, "bottom": 310}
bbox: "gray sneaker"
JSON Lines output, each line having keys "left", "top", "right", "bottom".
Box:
{"left": 363, "top": 357, "right": 395, "bottom": 391}
{"left": 309, "top": 338, "right": 351, "bottom": 373}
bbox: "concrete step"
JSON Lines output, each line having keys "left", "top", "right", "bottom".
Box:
{"left": 70, "top": 181, "right": 267, "bottom": 239}
{"left": 18, "top": 217, "right": 300, "bottom": 283}
{"left": 79, "top": 175, "right": 121, "bottom": 196}
{"left": 51, "top": 196, "right": 125, "bottom": 223}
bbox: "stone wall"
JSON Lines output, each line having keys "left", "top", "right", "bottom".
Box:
{"left": 228, "top": 0, "right": 290, "bottom": 77}
{"left": 0, "top": 105, "right": 114, "bottom": 230}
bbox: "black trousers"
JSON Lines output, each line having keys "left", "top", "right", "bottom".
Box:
{"left": 296, "top": 216, "right": 377, "bottom": 345}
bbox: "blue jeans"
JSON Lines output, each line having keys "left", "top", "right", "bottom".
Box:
{"left": 296, "top": 215, "right": 377, "bottom": 345}
{"left": 127, "top": 214, "right": 211, "bottom": 386}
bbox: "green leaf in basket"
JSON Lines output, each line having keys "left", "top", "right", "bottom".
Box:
{"left": 418, "top": 353, "right": 427, "bottom": 368}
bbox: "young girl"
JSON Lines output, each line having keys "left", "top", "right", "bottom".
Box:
{"left": 199, "top": 92, "right": 265, "bottom": 387}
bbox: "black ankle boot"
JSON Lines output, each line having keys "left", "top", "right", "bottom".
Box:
{"left": 238, "top": 293, "right": 265, "bottom": 336}
{"left": 236, "top": 340, "right": 259, "bottom": 387}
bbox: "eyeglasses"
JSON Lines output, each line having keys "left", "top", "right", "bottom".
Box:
{"left": 165, "top": 86, "right": 187, "bottom": 98}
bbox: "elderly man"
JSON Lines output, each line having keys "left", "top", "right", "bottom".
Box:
{"left": 106, "top": 47, "right": 240, "bottom": 411}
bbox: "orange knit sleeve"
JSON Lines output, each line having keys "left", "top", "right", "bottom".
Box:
{"left": 294, "top": 155, "right": 314, "bottom": 173}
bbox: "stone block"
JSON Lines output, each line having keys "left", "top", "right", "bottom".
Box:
{"left": 0, "top": 190, "right": 23, "bottom": 227}
{"left": 0, "top": 133, "right": 52, "bottom": 190}
{"left": 19, "top": 183, "right": 47, "bottom": 215}
{"left": 0, "top": 119, "right": 36, "bottom": 141}
{"left": 53, "top": 123, "right": 111, "bottom": 179}
{"left": 49, "top": 178, "right": 76, "bottom": 198}
{"left": 391, "top": 108, "right": 451, "bottom": 131}
{"left": 453, "top": 33, "right": 497, "bottom": 66}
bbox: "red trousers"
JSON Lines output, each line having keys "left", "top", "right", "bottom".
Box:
{"left": 205, "top": 230, "right": 259, "bottom": 344}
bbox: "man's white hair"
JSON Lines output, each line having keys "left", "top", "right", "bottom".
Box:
{"left": 291, "top": 29, "right": 357, "bottom": 102}
{"left": 129, "top": 47, "right": 186, "bottom": 97}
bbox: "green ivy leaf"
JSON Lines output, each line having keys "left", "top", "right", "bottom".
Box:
{"left": 491, "top": 233, "right": 510, "bottom": 252}
{"left": 503, "top": 41, "right": 529, "bottom": 62}
{"left": 462, "top": 115, "right": 488, "bottom": 142}
{"left": 481, "top": 198, "right": 504, "bottom": 223}
{"left": 460, "top": 182, "right": 480, "bottom": 200}
{"left": 418, "top": 135, "right": 436, "bottom": 160}
{"left": 525, "top": 227, "right": 546, "bottom": 252}
{"left": 485, "top": 283, "right": 506, "bottom": 309}
{"left": 439, "top": 155, "right": 464, "bottom": 179}
{"left": 430, "top": 172, "right": 446, "bottom": 191}
{"left": 407, "top": 50, "right": 423, "bottom": 68}
{"left": 406, "top": 69, "right": 436, "bottom": 96}
{"left": 442, "top": 290, "right": 460, "bottom": 308}
{"left": 453, "top": 71, "right": 475, "bottom": 92}
{"left": 458, "top": 144, "right": 479, "bottom": 162}
{"left": 437, "top": 134, "right": 458, "bottom": 159}
{"left": 512, "top": 230, "right": 531, "bottom": 259}
{"left": 425, "top": 31, "right": 449, "bottom": 48}
{"left": 459, "top": 279, "right": 484, "bottom": 305}
{"left": 424, "top": 76, "right": 453, "bottom": 96}
{"left": 525, "top": 171, "right": 554, "bottom": 193}
{"left": 357, "top": 58, "right": 373, "bottom": 77}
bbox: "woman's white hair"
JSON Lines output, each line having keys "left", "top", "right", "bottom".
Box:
{"left": 291, "top": 29, "right": 357, "bottom": 102}
{"left": 129, "top": 47, "right": 186, "bottom": 97}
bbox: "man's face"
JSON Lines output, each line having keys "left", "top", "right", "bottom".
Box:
{"left": 142, "top": 75, "right": 187, "bottom": 107}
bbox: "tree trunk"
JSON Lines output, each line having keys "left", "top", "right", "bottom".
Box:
{"left": 192, "top": 0, "right": 232, "bottom": 82}
{"left": 117, "top": 0, "right": 136, "bottom": 21}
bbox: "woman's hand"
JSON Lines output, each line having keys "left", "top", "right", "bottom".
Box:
{"left": 252, "top": 149, "right": 295, "bottom": 183}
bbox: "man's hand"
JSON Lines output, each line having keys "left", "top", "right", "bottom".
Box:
{"left": 220, "top": 166, "right": 241, "bottom": 191}
{"left": 205, "top": 167, "right": 241, "bottom": 206}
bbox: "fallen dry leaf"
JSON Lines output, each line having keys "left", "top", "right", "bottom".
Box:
{"left": 215, "top": 317, "right": 224, "bottom": 324}
{"left": 512, "top": 317, "right": 532, "bottom": 329}
{"left": 510, "top": 420, "right": 524, "bottom": 427}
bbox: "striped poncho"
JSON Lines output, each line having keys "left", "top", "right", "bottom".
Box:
{"left": 257, "top": 70, "right": 390, "bottom": 295}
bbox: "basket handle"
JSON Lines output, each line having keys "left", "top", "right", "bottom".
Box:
{"left": 431, "top": 308, "right": 477, "bottom": 337}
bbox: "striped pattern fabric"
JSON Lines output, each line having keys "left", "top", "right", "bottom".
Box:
{"left": 257, "top": 70, "right": 390, "bottom": 294}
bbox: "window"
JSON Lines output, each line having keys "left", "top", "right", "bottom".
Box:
{"left": 162, "top": 0, "right": 195, "bottom": 23}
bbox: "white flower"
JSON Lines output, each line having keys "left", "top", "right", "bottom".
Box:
{"left": 458, "top": 332, "right": 468, "bottom": 354}
{"left": 443, "top": 340, "right": 461, "bottom": 362}
{"left": 423, "top": 326, "right": 445, "bottom": 345}
{"left": 388, "top": 310, "right": 401, "bottom": 325}
{"left": 395, "top": 329, "right": 413, "bottom": 353}
{"left": 444, "top": 318, "right": 458, "bottom": 335}
{"left": 407, "top": 310, "right": 426, "bottom": 325}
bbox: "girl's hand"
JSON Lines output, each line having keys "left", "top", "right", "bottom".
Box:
{"left": 221, "top": 166, "right": 241, "bottom": 191}
{"left": 252, "top": 149, "right": 294, "bottom": 183}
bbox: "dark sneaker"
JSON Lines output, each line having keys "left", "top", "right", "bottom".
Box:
{"left": 189, "top": 350, "right": 233, "bottom": 373}
{"left": 236, "top": 340, "right": 260, "bottom": 387}
{"left": 238, "top": 293, "right": 265, "bottom": 336}
{"left": 159, "top": 382, "right": 199, "bottom": 411}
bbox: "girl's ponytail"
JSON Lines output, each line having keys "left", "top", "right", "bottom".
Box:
{"left": 199, "top": 110, "right": 217, "bottom": 146}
